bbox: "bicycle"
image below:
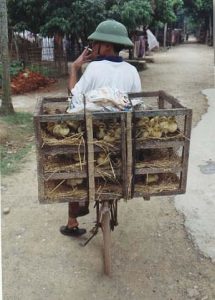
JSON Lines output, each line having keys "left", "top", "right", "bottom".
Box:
{"left": 81, "top": 199, "right": 118, "bottom": 276}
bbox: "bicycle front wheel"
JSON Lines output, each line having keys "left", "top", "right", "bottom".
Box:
{"left": 101, "top": 209, "right": 111, "bottom": 276}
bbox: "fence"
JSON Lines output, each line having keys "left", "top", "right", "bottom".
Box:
{"left": 9, "top": 33, "right": 68, "bottom": 78}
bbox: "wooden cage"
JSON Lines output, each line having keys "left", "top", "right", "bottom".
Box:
{"left": 33, "top": 91, "right": 192, "bottom": 204}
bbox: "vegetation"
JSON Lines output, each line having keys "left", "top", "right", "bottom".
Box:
{"left": 4, "top": 1, "right": 187, "bottom": 35}
{"left": 0, "top": 112, "right": 34, "bottom": 176}
{"left": 1, "top": 0, "right": 213, "bottom": 117}
{"left": 6, "top": 0, "right": 213, "bottom": 43}
{"left": 0, "top": 61, "right": 24, "bottom": 81}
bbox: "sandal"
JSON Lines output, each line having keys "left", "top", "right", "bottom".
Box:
{"left": 60, "top": 226, "right": 86, "bottom": 237}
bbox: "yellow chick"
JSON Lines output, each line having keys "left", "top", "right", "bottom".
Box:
{"left": 167, "top": 116, "right": 178, "bottom": 133}
{"left": 147, "top": 125, "right": 154, "bottom": 137}
{"left": 138, "top": 128, "right": 149, "bottom": 138}
{"left": 114, "top": 127, "right": 121, "bottom": 140}
{"left": 149, "top": 117, "right": 159, "bottom": 127}
{"left": 96, "top": 124, "right": 106, "bottom": 140}
{"left": 113, "top": 157, "right": 121, "bottom": 167}
{"left": 96, "top": 152, "right": 110, "bottom": 167}
{"left": 43, "top": 107, "right": 51, "bottom": 115}
{"left": 159, "top": 116, "right": 169, "bottom": 135}
{"left": 66, "top": 120, "right": 79, "bottom": 131}
{"left": 137, "top": 117, "right": 149, "bottom": 127}
{"left": 103, "top": 129, "right": 116, "bottom": 143}
{"left": 151, "top": 124, "right": 162, "bottom": 138}
{"left": 72, "top": 153, "right": 83, "bottom": 162}
{"left": 46, "top": 122, "right": 56, "bottom": 134}
{"left": 146, "top": 174, "right": 159, "bottom": 184}
{"left": 52, "top": 123, "right": 70, "bottom": 138}
{"left": 66, "top": 178, "right": 83, "bottom": 187}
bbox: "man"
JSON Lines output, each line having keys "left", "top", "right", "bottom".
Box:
{"left": 60, "top": 19, "right": 141, "bottom": 237}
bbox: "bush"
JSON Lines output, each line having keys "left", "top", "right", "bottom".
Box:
{"left": 0, "top": 60, "right": 24, "bottom": 81}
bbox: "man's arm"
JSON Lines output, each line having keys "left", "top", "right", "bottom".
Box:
{"left": 68, "top": 64, "right": 80, "bottom": 90}
{"left": 68, "top": 48, "right": 93, "bottom": 90}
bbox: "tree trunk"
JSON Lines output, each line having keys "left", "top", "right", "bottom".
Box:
{"left": 163, "top": 23, "right": 167, "bottom": 49}
{"left": 0, "top": 0, "right": 14, "bottom": 115}
{"left": 213, "top": 0, "right": 215, "bottom": 65}
{"left": 208, "top": 14, "right": 212, "bottom": 46}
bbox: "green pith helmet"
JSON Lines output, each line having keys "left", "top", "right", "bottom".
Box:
{"left": 88, "top": 19, "right": 133, "bottom": 48}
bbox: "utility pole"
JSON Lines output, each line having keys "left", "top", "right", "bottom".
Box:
{"left": 0, "top": 0, "right": 14, "bottom": 115}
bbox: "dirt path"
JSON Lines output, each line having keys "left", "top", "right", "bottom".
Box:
{"left": 2, "top": 43, "right": 215, "bottom": 300}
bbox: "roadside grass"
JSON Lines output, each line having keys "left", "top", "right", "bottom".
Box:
{"left": 0, "top": 112, "right": 34, "bottom": 176}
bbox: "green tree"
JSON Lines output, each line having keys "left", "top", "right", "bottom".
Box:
{"left": 108, "top": 0, "right": 153, "bottom": 31}
{"left": 7, "top": 0, "right": 46, "bottom": 34}
{"left": 183, "top": 0, "right": 212, "bottom": 42}
{"left": 152, "top": 0, "right": 183, "bottom": 26}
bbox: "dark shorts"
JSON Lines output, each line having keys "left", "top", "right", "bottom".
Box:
{"left": 68, "top": 201, "right": 89, "bottom": 218}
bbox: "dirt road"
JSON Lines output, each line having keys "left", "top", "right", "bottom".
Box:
{"left": 2, "top": 43, "right": 215, "bottom": 300}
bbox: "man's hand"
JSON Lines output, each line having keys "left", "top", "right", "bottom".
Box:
{"left": 69, "top": 48, "right": 93, "bottom": 90}
{"left": 72, "top": 48, "right": 93, "bottom": 71}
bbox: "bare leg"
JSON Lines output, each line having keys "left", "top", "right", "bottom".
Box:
{"left": 60, "top": 202, "right": 86, "bottom": 236}
{"left": 67, "top": 217, "right": 79, "bottom": 228}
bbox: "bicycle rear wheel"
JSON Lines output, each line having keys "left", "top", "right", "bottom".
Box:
{"left": 101, "top": 207, "right": 111, "bottom": 276}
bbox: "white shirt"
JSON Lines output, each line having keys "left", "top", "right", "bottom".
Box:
{"left": 71, "top": 59, "right": 142, "bottom": 97}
